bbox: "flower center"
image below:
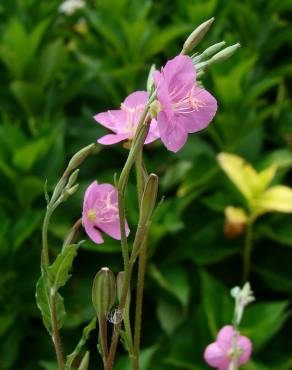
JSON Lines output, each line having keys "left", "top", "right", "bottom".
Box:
{"left": 92, "top": 191, "right": 119, "bottom": 224}
{"left": 121, "top": 103, "right": 145, "bottom": 136}
{"left": 87, "top": 209, "right": 96, "bottom": 222}
{"left": 227, "top": 346, "right": 244, "bottom": 359}
{"left": 170, "top": 86, "right": 206, "bottom": 115}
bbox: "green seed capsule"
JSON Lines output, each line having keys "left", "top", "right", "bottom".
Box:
{"left": 139, "top": 173, "right": 159, "bottom": 227}
{"left": 92, "top": 267, "right": 116, "bottom": 318}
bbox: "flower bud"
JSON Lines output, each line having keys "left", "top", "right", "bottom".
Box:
{"left": 195, "top": 61, "right": 209, "bottom": 72}
{"left": 182, "top": 17, "right": 215, "bottom": 54}
{"left": 59, "top": 184, "right": 79, "bottom": 202}
{"left": 147, "top": 64, "right": 156, "bottom": 92}
{"left": 116, "top": 271, "right": 130, "bottom": 303}
{"left": 92, "top": 267, "right": 116, "bottom": 318}
{"left": 67, "top": 143, "right": 96, "bottom": 172}
{"left": 224, "top": 206, "right": 248, "bottom": 239}
{"left": 149, "top": 100, "right": 161, "bottom": 119}
{"left": 67, "top": 169, "right": 80, "bottom": 188}
{"left": 193, "top": 41, "right": 226, "bottom": 64}
{"left": 78, "top": 351, "right": 90, "bottom": 370}
{"left": 209, "top": 43, "right": 240, "bottom": 64}
{"left": 139, "top": 173, "right": 158, "bottom": 226}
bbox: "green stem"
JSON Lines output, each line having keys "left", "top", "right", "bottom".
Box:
{"left": 106, "top": 94, "right": 155, "bottom": 370}
{"left": 242, "top": 220, "right": 254, "bottom": 282}
{"left": 105, "top": 262, "right": 134, "bottom": 370}
{"left": 99, "top": 316, "right": 109, "bottom": 366}
{"left": 50, "top": 289, "right": 65, "bottom": 370}
{"left": 41, "top": 207, "right": 52, "bottom": 270}
{"left": 135, "top": 149, "right": 145, "bottom": 202}
{"left": 133, "top": 240, "right": 148, "bottom": 370}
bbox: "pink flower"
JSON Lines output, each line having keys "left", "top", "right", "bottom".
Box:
{"left": 94, "top": 91, "right": 159, "bottom": 145}
{"left": 82, "top": 181, "right": 130, "bottom": 244}
{"left": 153, "top": 55, "right": 217, "bottom": 152}
{"left": 204, "top": 325, "right": 252, "bottom": 370}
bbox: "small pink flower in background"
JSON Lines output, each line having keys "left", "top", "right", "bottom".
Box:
{"left": 204, "top": 325, "right": 252, "bottom": 370}
{"left": 94, "top": 91, "right": 159, "bottom": 145}
{"left": 82, "top": 181, "right": 130, "bottom": 244}
{"left": 153, "top": 55, "right": 217, "bottom": 152}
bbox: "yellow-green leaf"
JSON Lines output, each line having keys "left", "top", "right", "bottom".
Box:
{"left": 255, "top": 186, "right": 292, "bottom": 214}
{"left": 217, "top": 153, "right": 276, "bottom": 203}
{"left": 217, "top": 153, "right": 258, "bottom": 201}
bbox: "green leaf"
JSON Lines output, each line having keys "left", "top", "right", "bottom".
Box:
{"left": 39, "top": 361, "right": 59, "bottom": 370}
{"left": 156, "top": 298, "right": 184, "bottom": 335}
{"left": 200, "top": 269, "right": 233, "bottom": 338}
{"left": 48, "top": 244, "right": 78, "bottom": 291}
{"left": 66, "top": 318, "right": 96, "bottom": 369}
{"left": 35, "top": 39, "right": 67, "bottom": 87}
{"left": 10, "top": 81, "right": 46, "bottom": 117}
{"left": 13, "top": 209, "right": 42, "bottom": 250}
{"left": 241, "top": 301, "right": 289, "bottom": 351}
{"left": 35, "top": 275, "right": 65, "bottom": 335}
{"left": 114, "top": 345, "right": 159, "bottom": 370}
{"left": 149, "top": 264, "right": 190, "bottom": 306}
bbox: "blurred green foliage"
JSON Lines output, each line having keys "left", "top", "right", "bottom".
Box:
{"left": 0, "top": 0, "right": 292, "bottom": 369}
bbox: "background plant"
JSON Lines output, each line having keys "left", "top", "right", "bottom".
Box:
{"left": 0, "top": 0, "right": 292, "bottom": 369}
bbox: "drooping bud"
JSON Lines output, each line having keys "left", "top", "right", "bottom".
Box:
{"left": 67, "top": 143, "right": 96, "bottom": 172}
{"left": 117, "top": 271, "right": 131, "bottom": 303}
{"left": 139, "top": 173, "right": 158, "bottom": 226}
{"left": 78, "top": 351, "right": 90, "bottom": 370}
{"left": 224, "top": 206, "right": 248, "bottom": 239}
{"left": 149, "top": 100, "right": 161, "bottom": 119}
{"left": 209, "top": 43, "right": 241, "bottom": 64}
{"left": 92, "top": 267, "right": 116, "bottom": 318}
{"left": 182, "top": 17, "right": 215, "bottom": 54}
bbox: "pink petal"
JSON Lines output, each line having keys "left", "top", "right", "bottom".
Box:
{"left": 155, "top": 77, "right": 172, "bottom": 111}
{"left": 83, "top": 181, "right": 99, "bottom": 211}
{"left": 162, "top": 55, "right": 195, "bottom": 101}
{"left": 123, "top": 91, "right": 149, "bottom": 108}
{"left": 238, "top": 335, "right": 252, "bottom": 365}
{"left": 94, "top": 110, "right": 127, "bottom": 132}
{"left": 144, "top": 119, "right": 160, "bottom": 144}
{"left": 182, "top": 87, "right": 217, "bottom": 133}
{"left": 98, "top": 133, "right": 129, "bottom": 145}
{"left": 98, "top": 218, "right": 130, "bottom": 240}
{"left": 82, "top": 216, "right": 104, "bottom": 244}
{"left": 157, "top": 110, "right": 188, "bottom": 152}
{"left": 153, "top": 70, "right": 161, "bottom": 87}
{"left": 217, "top": 326, "right": 233, "bottom": 351}
{"left": 204, "top": 343, "right": 229, "bottom": 368}
{"left": 97, "top": 183, "right": 118, "bottom": 201}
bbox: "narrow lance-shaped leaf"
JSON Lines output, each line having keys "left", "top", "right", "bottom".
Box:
{"left": 66, "top": 317, "right": 97, "bottom": 369}
{"left": 35, "top": 275, "right": 66, "bottom": 335}
{"left": 48, "top": 244, "right": 78, "bottom": 291}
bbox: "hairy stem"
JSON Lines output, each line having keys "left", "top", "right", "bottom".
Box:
{"left": 99, "top": 317, "right": 109, "bottom": 366}
{"left": 133, "top": 240, "right": 148, "bottom": 370}
{"left": 41, "top": 207, "right": 52, "bottom": 270}
{"left": 50, "top": 289, "right": 65, "bottom": 370}
{"left": 106, "top": 95, "right": 155, "bottom": 370}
